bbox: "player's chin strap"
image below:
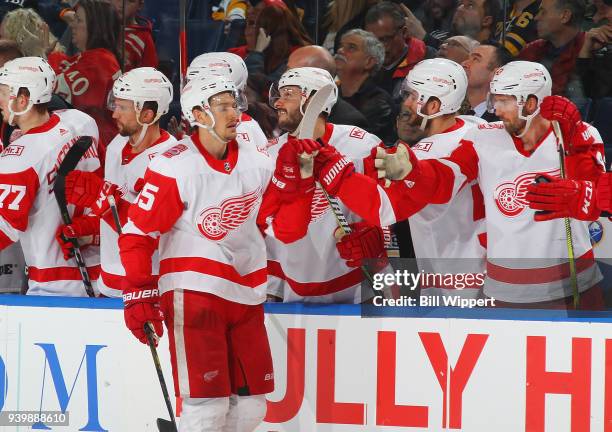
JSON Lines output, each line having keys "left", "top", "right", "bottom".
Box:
{"left": 131, "top": 103, "right": 163, "bottom": 148}
{"left": 192, "top": 108, "right": 229, "bottom": 144}
{"left": 7, "top": 99, "right": 33, "bottom": 126}
{"left": 515, "top": 101, "right": 540, "bottom": 139}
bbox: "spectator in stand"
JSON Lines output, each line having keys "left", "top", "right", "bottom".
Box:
{"left": 110, "top": 0, "right": 158, "bottom": 71}
{"left": 0, "top": 8, "right": 64, "bottom": 57}
{"left": 591, "top": 0, "right": 611, "bottom": 24}
{"left": 462, "top": 42, "right": 512, "bottom": 120}
{"left": 451, "top": 0, "right": 502, "bottom": 44}
{"left": 416, "top": 0, "right": 456, "bottom": 36}
{"left": 519, "top": 0, "right": 588, "bottom": 98}
{"left": 437, "top": 35, "right": 479, "bottom": 63}
{"left": 319, "top": 0, "right": 369, "bottom": 53}
{"left": 365, "top": 2, "right": 431, "bottom": 101}
{"left": 335, "top": 29, "right": 395, "bottom": 144}
{"left": 287, "top": 44, "right": 369, "bottom": 129}
{"left": 48, "top": 0, "right": 121, "bottom": 161}
{"left": 239, "top": 3, "right": 312, "bottom": 84}
{"left": 575, "top": 22, "right": 612, "bottom": 98}
{"left": 501, "top": 0, "right": 541, "bottom": 56}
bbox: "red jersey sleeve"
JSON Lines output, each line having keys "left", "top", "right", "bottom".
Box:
{"left": 0, "top": 168, "right": 40, "bottom": 250}
{"left": 257, "top": 183, "right": 313, "bottom": 243}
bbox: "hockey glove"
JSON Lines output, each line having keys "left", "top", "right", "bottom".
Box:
{"left": 123, "top": 283, "right": 164, "bottom": 345}
{"left": 65, "top": 170, "right": 121, "bottom": 216}
{"left": 526, "top": 173, "right": 599, "bottom": 221}
{"left": 55, "top": 214, "right": 101, "bottom": 260}
{"left": 314, "top": 145, "right": 355, "bottom": 196}
{"left": 539, "top": 95, "right": 594, "bottom": 154}
{"left": 271, "top": 137, "right": 319, "bottom": 201}
{"left": 335, "top": 222, "right": 388, "bottom": 272}
{"left": 374, "top": 143, "right": 415, "bottom": 186}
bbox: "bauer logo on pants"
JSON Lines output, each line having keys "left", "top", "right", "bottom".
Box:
{"left": 196, "top": 188, "right": 261, "bottom": 241}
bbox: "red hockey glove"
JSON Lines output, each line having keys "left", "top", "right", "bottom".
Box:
{"left": 596, "top": 173, "right": 612, "bottom": 213}
{"left": 539, "top": 95, "right": 595, "bottom": 154}
{"left": 526, "top": 173, "right": 599, "bottom": 221}
{"left": 335, "top": 222, "right": 388, "bottom": 271}
{"left": 55, "top": 215, "right": 101, "bottom": 260}
{"left": 65, "top": 170, "right": 104, "bottom": 207}
{"left": 314, "top": 145, "right": 355, "bottom": 196}
{"left": 271, "top": 137, "right": 320, "bottom": 201}
{"left": 123, "top": 283, "right": 164, "bottom": 345}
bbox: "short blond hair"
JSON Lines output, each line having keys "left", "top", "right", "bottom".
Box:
{"left": 1, "top": 8, "right": 63, "bottom": 57}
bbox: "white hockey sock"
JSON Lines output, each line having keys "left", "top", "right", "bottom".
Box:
{"left": 222, "top": 394, "right": 267, "bottom": 432}
{"left": 179, "top": 397, "right": 229, "bottom": 432}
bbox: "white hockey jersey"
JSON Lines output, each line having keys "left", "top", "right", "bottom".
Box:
{"left": 98, "top": 130, "right": 176, "bottom": 297}
{"left": 0, "top": 112, "right": 101, "bottom": 296}
{"left": 237, "top": 113, "right": 268, "bottom": 149}
{"left": 266, "top": 123, "right": 382, "bottom": 303}
{"left": 410, "top": 116, "right": 487, "bottom": 299}
{"left": 428, "top": 122, "right": 604, "bottom": 303}
{"left": 121, "top": 132, "right": 311, "bottom": 305}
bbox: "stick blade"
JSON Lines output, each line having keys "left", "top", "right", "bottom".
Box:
{"left": 297, "top": 84, "right": 334, "bottom": 140}
{"left": 157, "top": 418, "right": 177, "bottom": 432}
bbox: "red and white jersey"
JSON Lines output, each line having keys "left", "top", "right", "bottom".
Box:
{"left": 0, "top": 112, "right": 101, "bottom": 296}
{"left": 421, "top": 122, "right": 604, "bottom": 303}
{"left": 266, "top": 123, "right": 381, "bottom": 303}
{"left": 124, "top": 17, "right": 159, "bottom": 71}
{"left": 98, "top": 131, "right": 176, "bottom": 297}
{"left": 410, "top": 116, "right": 487, "bottom": 299}
{"left": 237, "top": 113, "right": 268, "bottom": 149}
{"left": 121, "top": 132, "right": 311, "bottom": 305}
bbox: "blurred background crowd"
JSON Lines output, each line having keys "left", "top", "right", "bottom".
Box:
{"left": 0, "top": 0, "right": 609, "bottom": 293}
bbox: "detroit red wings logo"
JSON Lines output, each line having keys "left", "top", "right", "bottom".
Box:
{"left": 196, "top": 188, "right": 262, "bottom": 241}
{"left": 494, "top": 168, "right": 560, "bottom": 217}
{"left": 310, "top": 188, "right": 330, "bottom": 222}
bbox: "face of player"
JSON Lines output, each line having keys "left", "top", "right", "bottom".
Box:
{"left": 274, "top": 85, "right": 304, "bottom": 132}
{"left": 397, "top": 90, "right": 429, "bottom": 143}
{"left": 71, "top": 6, "right": 88, "bottom": 52}
{"left": 492, "top": 94, "right": 527, "bottom": 135}
{"left": 112, "top": 98, "right": 140, "bottom": 136}
{"left": 206, "top": 92, "right": 240, "bottom": 141}
{"left": 462, "top": 45, "right": 497, "bottom": 89}
{"left": 336, "top": 34, "right": 375, "bottom": 77}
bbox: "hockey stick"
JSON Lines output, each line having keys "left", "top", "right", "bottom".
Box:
{"left": 179, "top": 0, "right": 188, "bottom": 90}
{"left": 297, "top": 85, "right": 376, "bottom": 288}
{"left": 54, "top": 136, "right": 95, "bottom": 298}
{"left": 107, "top": 198, "right": 176, "bottom": 431}
{"left": 551, "top": 121, "right": 580, "bottom": 309}
{"left": 144, "top": 322, "right": 178, "bottom": 432}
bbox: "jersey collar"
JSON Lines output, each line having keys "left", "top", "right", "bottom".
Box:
{"left": 440, "top": 118, "right": 464, "bottom": 134}
{"left": 191, "top": 132, "right": 238, "bottom": 174}
{"left": 511, "top": 125, "right": 553, "bottom": 157}
{"left": 320, "top": 122, "right": 334, "bottom": 144}
{"left": 121, "top": 129, "right": 171, "bottom": 165}
{"left": 24, "top": 113, "right": 60, "bottom": 135}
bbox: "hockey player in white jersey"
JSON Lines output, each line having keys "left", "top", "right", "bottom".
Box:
{"left": 185, "top": 51, "right": 269, "bottom": 146}
{"left": 391, "top": 58, "right": 487, "bottom": 299}
{"left": 119, "top": 75, "right": 317, "bottom": 431}
{"left": 266, "top": 66, "right": 389, "bottom": 303}
{"left": 314, "top": 60, "right": 605, "bottom": 309}
{"left": 56, "top": 67, "right": 176, "bottom": 297}
{"left": 0, "top": 57, "right": 101, "bottom": 296}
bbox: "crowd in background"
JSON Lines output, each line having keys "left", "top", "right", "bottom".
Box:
{"left": 0, "top": 0, "right": 610, "bottom": 295}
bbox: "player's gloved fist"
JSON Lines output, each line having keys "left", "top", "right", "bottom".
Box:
{"left": 540, "top": 96, "right": 594, "bottom": 154}
{"left": 271, "top": 138, "right": 319, "bottom": 200}
{"left": 123, "top": 284, "right": 164, "bottom": 345}
{"left": 375, "top": 143, "right": 414, "bottom": 186}
{"left": 335, "top": 222, "right": 388, "bottom": 272}
{"left": 290, "top": 137, "right": 321, "bottom": 178}
{"left": 526, "top": 173, "right": 599, "bottom": 221}
{"left": 596, "top": 172, "right": 612, "bottom": 213}
{"left": 65, "top": 170, "right": 104, "bottom": 207}
{"left": 313, "top": 145, "right": 355, "bottom": 196}
{"left": 55, "top": 215, "right": 101, "bottom": 260}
